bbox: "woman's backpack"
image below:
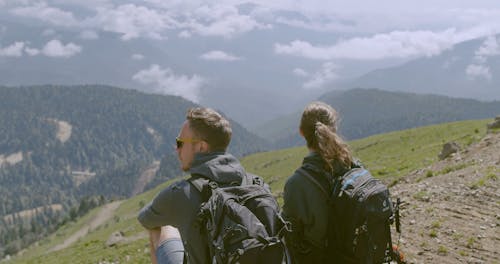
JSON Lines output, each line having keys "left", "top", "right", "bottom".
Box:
{"left": 298, "top": 167, "right": 405, "bottom": 264}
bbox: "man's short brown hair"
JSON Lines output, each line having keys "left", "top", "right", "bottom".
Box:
{"left": 186, "top": 107, "right": 232, "bottom": 152}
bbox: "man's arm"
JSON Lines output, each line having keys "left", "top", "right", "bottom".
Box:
{"left": 137, "top": 182, "right": 180, "bottom": 229}
{"left": 149, "top": 227, "right": 161, "bottom": 264}
{"left": 138, "top": 182, "right": 181, "bottom": 263}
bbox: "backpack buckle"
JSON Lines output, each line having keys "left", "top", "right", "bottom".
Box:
{"left": 208, "top": 181, "right": 219, "bottom": 189}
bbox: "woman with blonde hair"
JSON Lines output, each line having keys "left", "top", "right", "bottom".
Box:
{"left": 282, "top": 101, "right": 354, "bottom": 263}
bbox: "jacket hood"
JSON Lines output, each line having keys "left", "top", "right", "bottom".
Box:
{"left": 189, "top": 152, "right": 246, "bottom": 184}
{"left": 302, "top": 151, "right": 352, "bottom": 177}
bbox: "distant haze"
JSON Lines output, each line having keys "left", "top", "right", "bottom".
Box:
{"left": 0, "top": 1, "right": 499, "bottom": 127}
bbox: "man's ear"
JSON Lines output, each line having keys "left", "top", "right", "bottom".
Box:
{"left": 299, "top": 128, "right": 304, "bottom": 137}
{"left": 199, "top": 141, "right": 210, "bottom": 153}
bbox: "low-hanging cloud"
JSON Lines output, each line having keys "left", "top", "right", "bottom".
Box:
{"left": 475, "top": 35, "right": 500, "bottom": 61}
{"left": 303, "top": 62, "right": 339, "bottom": 89}
{"left": 132, "top": 64, "right": 205, "bottom": 103}
{"left": 275, "top": 29, "right": 464, "bottom": 60}
{"left": 200, "top": 50, "right": 241, "bottom": 61}
{"left": 42, "top": 39, "right": 81, "bottom": 57}
{"left": 466, "top": 64, "right": 491, "bottom": 80}
{"left": 466, "top": 35, "right": 499, "bottom": 80}
{"left": 0, "top": 42, "right": 25, "bottom": 57}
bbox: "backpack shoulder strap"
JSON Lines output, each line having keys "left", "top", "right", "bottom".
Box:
{"left": 188, "top": 177, "right": 204, "bottom": 192}
{"left": 296, "top": 168, "right": 330, "bottom": 200}
{"left": 188, "top": 175, "right": 214, "bottom": 202}
{"left": 188, "top": 174, "right": 208, "bottom": 192}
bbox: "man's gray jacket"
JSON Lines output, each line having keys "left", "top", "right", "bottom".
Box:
{"left": 138, "top": 152, "right": 246, "bottom": 264}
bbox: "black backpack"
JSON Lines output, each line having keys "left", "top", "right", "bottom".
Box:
{"left": 189, "top": 174, "right": 289, "bottom": 264}
{"left": 298, "top": 166, "right": 405, "bottom": 264}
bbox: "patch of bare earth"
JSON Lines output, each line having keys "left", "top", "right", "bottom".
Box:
{"left": 131, "top": 161, "right": 160, "bottom": 196}
{"left": 0, "top": 151, "right": 23, "bottom": 167}
{"left": 47, "top": 118, "right": 72, "bottom": 143}
{"left": 391, "top": 132, "right": 499, "bottom": 264}
{"left": 146, "top": 126, "right": 163, "bottom": 146}
{"left": 49, "top": 201, "right": 122, "bottom": 252}
{"left": 71, "top": 170, "right": 97, "bottom": 187}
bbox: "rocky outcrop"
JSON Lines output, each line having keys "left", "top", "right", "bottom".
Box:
{"left": 487, "top": 116, "right": 500, "bottom": 129}
{"left": 438, "top": 142, "right": 460, "bottom": 160}
{"left": 106, "top": 231, "right": 125, "bottom": 247}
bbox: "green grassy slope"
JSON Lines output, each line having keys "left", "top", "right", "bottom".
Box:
{"left": 9, "top": 119, "right": 491, "bottom": 264}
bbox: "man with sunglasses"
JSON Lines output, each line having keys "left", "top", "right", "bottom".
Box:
{"left": 138, "top": 107, "right": 247, "bottom": 264}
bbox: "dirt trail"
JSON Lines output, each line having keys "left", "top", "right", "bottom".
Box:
{"left": 49, "top": 201, "right": 122, "bottom": 252}
{"left": 391, "top": 132, "right": 499, "bottom": 264}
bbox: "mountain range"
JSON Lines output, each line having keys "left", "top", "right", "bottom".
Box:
{"left": 255, "top": 88, "right": 500, "bottom": 148}
{"left": 340, "top": 36, "right": 500, "bottom": 101}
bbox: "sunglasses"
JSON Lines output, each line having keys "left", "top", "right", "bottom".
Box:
{"left": 175, "top": 137, "right": 201, "bottom": 149}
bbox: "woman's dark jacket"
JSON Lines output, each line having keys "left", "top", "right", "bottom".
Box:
{"left": 282, "top": 152, "right": 350, "bottom": 263}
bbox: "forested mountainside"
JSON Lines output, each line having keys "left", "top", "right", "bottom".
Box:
{"left": 256, "top": 88, "right": 500, "bottom": 148}
{"left": 0, "top": 85, "right": 266, "bottom": 255}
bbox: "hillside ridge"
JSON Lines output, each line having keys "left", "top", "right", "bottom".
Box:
{"left": 392, "top": 131, "right": 499, "bottom": 263}
{"left": 255, "top": 88, "right": 500, "bottom": 149}
{"left": 5, "top": 119, "right": 497, "bottom": 263}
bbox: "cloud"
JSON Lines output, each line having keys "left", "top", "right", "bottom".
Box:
{"left": 131, "top": 53, "right": 144, "bottom": 60}
{"left": 275, "top": 29, "right": 466, "bottom": 60}
{"left": 178, "top": 30, "right": 192, "bottom": 38}
{"left": 42, "top": 39, "right": 82, "bottom": 57}
{"left": 200, "top": 50, "right": 241, "bottom": 61}
{"left": 90, "top": 4, "right": 176, "bottom": 40}
{"left": 132, "top": 64, "right": 205, "bottom": 103}
{"left": 303, "top": 62, "right": 339, "bottom": 89}
{"left": 466, "top": 35, "right": 499, "bottom": 79}
{"left": 275, "top": 16, "right": 359, "bottom": 33}
{"left": 185, "top": 4, "right": 271, "bottom": 38}
{"left": 441, "top": 56, "right": 459, "bottom": 69}
{"left": 293, "top": 68, "right": 309, "bottom": 77}
{"left": 475, "top": 35, "right": 500, "bottom": 58}
{"left": 0, "top": 42, "right": 25, "bottom": 57}
{"left": 42, "top": 28, "right": 57, "bottom": 36}
{"left": 79, "top": 30, "right": 99, "bottom": 40}
{"left": 0, "top": 40, "right": 82, "bottom": 58}
{"left": 10, "top": 2, "right": 79, "bottom": 26}
{"left": 25, "top": 47, "right": 40, "bottom": 56}
{"left": 466, "top": 64, "right": 491, "bottom": 80}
